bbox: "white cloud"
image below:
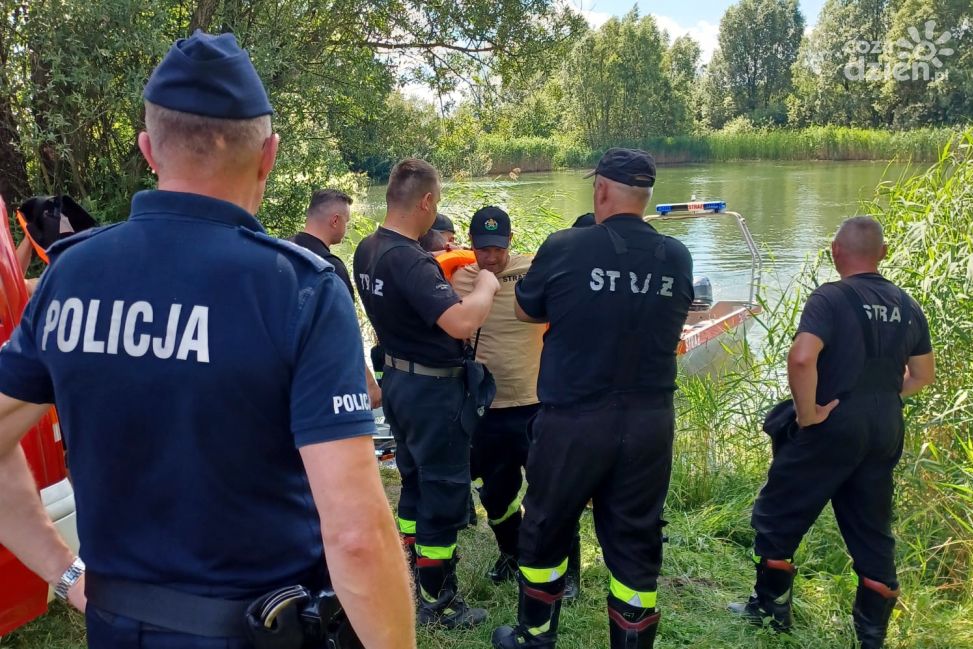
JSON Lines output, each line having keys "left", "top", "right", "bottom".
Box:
{"left": 651, "top": 14, "right": 721, "bottom": 64}
{"left": 566, "top": 0, "right": 611, "bottom": 28}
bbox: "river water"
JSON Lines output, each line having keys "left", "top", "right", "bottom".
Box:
{"left": 361, "top": 160, "right": 909, "bottom": 302}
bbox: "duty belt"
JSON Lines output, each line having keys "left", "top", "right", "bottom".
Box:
{"left": 384, "top": 354, "right": 464, "bottom": 378}
{"left": 85, "top": 572, "right": 250, "bottom": 637}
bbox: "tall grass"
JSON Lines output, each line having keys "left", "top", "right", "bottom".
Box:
{"left": 865, "top": 132, "right": 973, "bottom": 597}
{"left": 479, "top": 127, "right": 959, "bottom": 174}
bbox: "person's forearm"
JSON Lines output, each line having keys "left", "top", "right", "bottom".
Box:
{"left": 901, "top": 378, "right": 921, "bottom": 398}
{"left": 323, "top": 478, "right": 415, "bottom": 649}
{"left": 788, "top": 362, "right": 819, "bottom": 424}
{"left": 0, "top": 446, "right": 75, "bottom": 585}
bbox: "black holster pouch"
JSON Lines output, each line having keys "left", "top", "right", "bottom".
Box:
{"left": 763, "top": 398, "right": 798, "bottom": 455}
{"left": 245, "top": 585, "right": 363, "bottom": 649}
{"left": 460, "top": 342, "right": 496, "bottom": 433}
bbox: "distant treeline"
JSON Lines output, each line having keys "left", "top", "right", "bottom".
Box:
{"left": 475, "top": 127, "right": 958, "bottom": 175}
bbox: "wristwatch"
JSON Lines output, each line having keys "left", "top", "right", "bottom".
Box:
{"left": 54, "top": 557, "right": 85, "bottom": 602}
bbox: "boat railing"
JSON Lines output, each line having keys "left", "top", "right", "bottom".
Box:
{"left": 647, "top": 201, "right": 763, "bottom": 308}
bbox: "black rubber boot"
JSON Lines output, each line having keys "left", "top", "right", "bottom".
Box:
{"left": 488, "top": 513, "right": 521, "bottom": 584}
{"left": 852, "top": 577, "right": 899, "bottom": 649}
{"left": 563, "top": 534, "right": 582, "bottom": 603}
{"left": 728, "top": 558, "right": 795, "bottom": 632}
{"left": 416, "top": 557, "right": 488, "bottom": 629}
{"left": 492, "top": 576, "right": 565, "bottom": 649}
{"left": 489, "top": 553, "right": 519, "bottom": 584}
{"left": 608, "top": 594, "right": 660, "bottom": 649}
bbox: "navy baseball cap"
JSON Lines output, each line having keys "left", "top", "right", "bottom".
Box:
{"left": 143, "top": 30, "right": 273, "bottom": 119}
{"left": 470, "top": 206, "right": 511, "bottom": 249}
{"left": 583, "top": 148, "right": 656, "bottom": 187}
{"left": 432, "top": 213, "right": 455, "bottom": 233}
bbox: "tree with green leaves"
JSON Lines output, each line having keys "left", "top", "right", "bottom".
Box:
{"left": 877, "top": 0, "right": 972, "bottom": 127}
{"left": 786, "top": 0, "right": 892, "bottom": 127}
{"left": 0, "top": 0, "right": 580, "bottom": 229}
{"left": 707, "top": 0, "right": 805, "bottom": 125}
{"left": 561, "top": 10, "right": 683, "bottom": 149}
{"left": 663, "top": 35, "right": 703, "bottom": 132}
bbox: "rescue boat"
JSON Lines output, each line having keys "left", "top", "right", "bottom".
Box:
{"left": 654, "top": 200, "right": 763, "bottom": 375}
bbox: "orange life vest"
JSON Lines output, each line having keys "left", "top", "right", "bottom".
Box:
{"left": 435, "top": 249, "right": 477, "bottom": 281}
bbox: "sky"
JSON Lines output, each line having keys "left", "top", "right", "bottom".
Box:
{"left": 574, "top": 0, "right": 827, "bottom": 62}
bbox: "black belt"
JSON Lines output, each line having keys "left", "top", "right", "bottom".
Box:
{"left": 548, "top": 389, "right": 673, "bottom": 410}
{"left": 384, "top": 354, "right": 463, "bottom": 378}
{"left": 86, "top": 573, "right": 250, "bottom": 638}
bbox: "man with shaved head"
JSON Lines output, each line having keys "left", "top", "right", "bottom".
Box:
{"left": 493, "top": 149, "right": 694, "bottom": 649}
{"left": 731, "top": 216, "right": 935, "bottom": 648}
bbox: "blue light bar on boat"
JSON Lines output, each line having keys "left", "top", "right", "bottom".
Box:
{"left": 656, "top": 201, "right": 726, "bottom": 215}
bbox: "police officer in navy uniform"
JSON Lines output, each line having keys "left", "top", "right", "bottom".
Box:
{"left": 0, "top": 31, "right": 414, "bottom": 649}
{"left": 730, "top": 217, "right": 935, "bottom": 648}
{"left": 290, "top": 188, "right": 382, "bottom": 409}
{"left": 492, "top": 148, "right": 694, "bottom": 649}
{"left": 353, "top": 158, "right": 500, "bottom": 629}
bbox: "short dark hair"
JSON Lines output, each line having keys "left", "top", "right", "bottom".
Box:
{"left": 386, "top": 158, "right": 440, "bottom": 209}
{"left": 307, "top": 189, "right": 352, "bottom": 219}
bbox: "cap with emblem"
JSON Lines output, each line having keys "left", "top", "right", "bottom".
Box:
{"left": 432, "top": 213, "right": 455, "bottom": 234}
{"left": 583, "top": 148, "right": 656, "bottom": 187}
{"left": 469, "top": 206, "right": 511, "bottom": 249}
{"left": 143, "top": 30, "right": 273, "bottom": 119}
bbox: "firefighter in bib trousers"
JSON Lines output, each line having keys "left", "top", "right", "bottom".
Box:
{"left": 0, "top": 31, "right": 413, "bottom": 649}
{"left": 451, "top": 206, "right": 548, "bottom": 585}
{"left": 730, "top": 216, "right": 934, "bottom": 649}
{"left": 492, "top": 148, "right": 694, "bottom": 649}
{"left": 353, "top": 158, "right": 500, "bottom": 629}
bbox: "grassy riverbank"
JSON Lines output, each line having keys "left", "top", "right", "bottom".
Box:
{"left": 4, "top": 131, "right": 971, "bottom": 649}
{"left": 473, "top": 127, "right": 958, "bottom": 175}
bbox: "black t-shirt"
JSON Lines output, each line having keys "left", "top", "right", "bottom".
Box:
{"left": 797, "top": 273, "right": 932, "bottom": 403}
{"left": 289, "top": 232, "right": 354, "bottom": 299}
{"left": 516, "top": 214, "right": 694, "bottom": 406}
{"left": 353, "top": 227, "right": 463, "bottom": 367}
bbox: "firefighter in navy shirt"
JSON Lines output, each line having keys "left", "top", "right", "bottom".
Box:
{"left": 492, "top": 148, "right": 694, "bottom": 649}
{"left": 353, "top": 158, "right": 500, "bottom": 629}
{"left": 0, "top": 31, "right": 414, "bottom": 649}
{"left": 730, "top": 217, "right": 935, "bottom": 649}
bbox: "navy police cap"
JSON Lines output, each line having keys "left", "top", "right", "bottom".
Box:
{"left": 143, "top": 30, "right": 273, "bottom": 119}
{"left": 583, "top": 148, "right": 656, "bottom": 188}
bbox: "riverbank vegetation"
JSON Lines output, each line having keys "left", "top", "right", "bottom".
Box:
{"left": 1, "top": 1, "right": 970, "bottom": 227}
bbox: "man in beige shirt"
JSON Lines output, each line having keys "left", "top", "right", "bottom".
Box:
{"left": 452, "top": 206, "right": 551, "bottom": 585}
